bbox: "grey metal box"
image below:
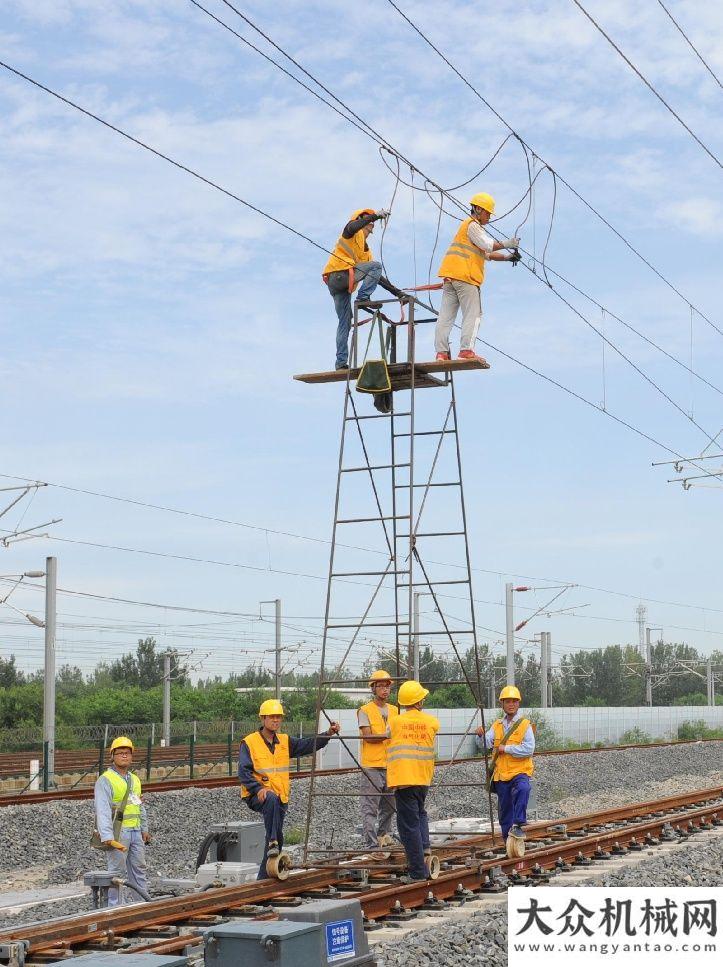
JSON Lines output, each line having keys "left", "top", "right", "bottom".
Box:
{"left": 204, "top": 921, "right": 320, "bottom": 967}
{"left": 208, "top": 820, "right": 265, "bottom": 864}
{"left": 279, "top": 899, "right": 375, "bottom": 967}
{"left": 44, "top": 956, "right": 187, "bottom": 967}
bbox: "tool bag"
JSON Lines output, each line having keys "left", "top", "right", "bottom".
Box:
{"left": 90, "top": 777, "right": 130, "bottom": 850}
{"left": 485, "top": 720, "right": 526, "bottom": 794}
{"left": 356, "top": 311, "right": 391, "bottom": 395}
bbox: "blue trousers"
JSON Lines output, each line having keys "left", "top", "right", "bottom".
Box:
{"left": 495, "top": 774, "right": 531, "bottom": 839}
{"left": 327, "top": 261, "right": 383, "bottom": 367}
{"left": 244, "top": 791, "right": 288, "bottom": 880}
{"left": 394, "top": 786, "right": 430, "bottom": 879}
{"left": 105, "top": 827, "right": 148, "bottom": 906}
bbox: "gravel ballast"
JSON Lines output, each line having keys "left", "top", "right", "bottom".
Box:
{"left": 0, "top": 742, "right": 720, "bottom": 928}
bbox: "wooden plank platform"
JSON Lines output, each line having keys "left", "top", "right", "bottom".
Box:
{"left": 294, "top": 357, "right": 490, "bottom": 391}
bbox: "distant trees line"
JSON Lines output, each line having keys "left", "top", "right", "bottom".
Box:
{"left": 0, "top": 636, "right": 721, "bottom": 733}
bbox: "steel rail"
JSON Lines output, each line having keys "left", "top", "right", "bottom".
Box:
{"left": 1, "top": 786, "right": 721, "bottom": 955}
{"left": 2, "top": 739, "right": 721, "bottom": 805}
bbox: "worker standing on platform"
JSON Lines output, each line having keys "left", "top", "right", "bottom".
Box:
{"left": 386, "top": 680, "right": 440, "bottom": 880}
{"left": 358, "top": 670, "right": 399, "bottom": 852}
{"left": 93, "top": 736, "right": 150, "bottom": 907}
{"left": 322, "top": 208, "right": 407, "bottom": 371}
{"left": 434, "top": 193, "right": 520, "bottom": 363}
{"left": 475, "top": 685, "right": 535, "bottom": 852}
{"left": 239, "top": 699, "right": 340, "bottom": 878}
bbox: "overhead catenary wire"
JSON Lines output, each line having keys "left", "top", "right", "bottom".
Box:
{"left": 655, "top": 0, "right": 723, "bottom": 90}
{"left": 190, "top": 4, "right": 723, "bottom": 442}
{"left": 569, "top": 0, "right": 722, "bottom": 170}
{"left": 383, "top": 0, "right": 723, "bottom": 337}
{"left": 3, "top": 49, "right": 721, "bottom": 470}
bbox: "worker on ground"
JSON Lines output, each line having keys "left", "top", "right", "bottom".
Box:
{"left": 434, "top": 192, "right": 520, "bottom": 363}
{"left": 239, "top": 699, "right": 340, "bottom": 878}
{"left": 322, "top": 208, "right": 408, "bottom": 371}
{"left": 475, "top": 685, "right": 535, "bottom": 847}
{"left": 93, "top": 736, "right": 150, "bottom": 907}
{"left": 357, "top": 670, "right": 399, "bottom": 853}
{"left": 386, "top": 680, "right": 440, "bottom": 880}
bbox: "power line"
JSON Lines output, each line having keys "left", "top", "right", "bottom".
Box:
{"left": 2, "top": 59, "right": 711, "bottom": 463}
{"left": 197, "top": 4, "right": 723, "bottom": 451}
{"left": 569, "top": 0, "right": 723, "bottom": 170}
{"left": 384, "top": 0, "right": 723, "bottom": 337}
{"left": 655, "top": 0, "right": 723, "bottom": 90}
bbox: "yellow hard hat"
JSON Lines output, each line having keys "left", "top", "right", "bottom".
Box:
{"left": 470, "top": 192, "right": 496, "bottom": 214}
{"left": 499, "top": 685, "right": 522, "bottom": 702}
{"left": 109, "top": 736, "right": 134, "bottom": 754}
{"left": 351, "top": 208, "right": 376, "bottom": 220}
{"left": 259, "top": 699, "right": 285, "bottom": 717}
{"left": 369, "top": 669, "right": 393, "bottom": 687}
{"left": 397, "top": 680, "right": 429, "bottom": 707}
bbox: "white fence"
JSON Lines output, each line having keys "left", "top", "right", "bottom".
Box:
{"left": 317, "top": 705, "right": 723, "bottom": 769}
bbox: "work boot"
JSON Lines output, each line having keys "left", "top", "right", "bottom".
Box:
{"left": 509, "top": 825, "right": 525, "bottom": 840}
{"left": 355, "top": 299, "right": 384, "bottom": 311}
{"left": 267, "top": 840, "right": 280, "bottom": 858}
{"left": 435, "top": 352, "right": 451, "bottom": 361}
{"left": 335, "top": 362, "right": 348, "bottom": 371}
{"left": 458, "top": 349, "right": 488, "bottom": 364}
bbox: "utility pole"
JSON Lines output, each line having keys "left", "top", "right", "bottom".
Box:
{"left": 412, "top": 593, "right": 420, "bottom": 680}
{"left": 707, "top": 658, "right": 714, "bottom": 706}
{"left": 260, "top": 599, "right": 282, "bottom": 698}
{"left": 505, "top": 583, "right": 514, "bottom": 684}
{"left": 645, "top": 628, "right": 653, "bottom": 707}
{"left": 545, "top": 632, "right": 553, "bottom": 707}
{"left": 43, "top": 556, "right": 57, "bottom": 782}
{"left": 162, "top": 649, "right": 173, "bottom": 746}
{"left": 540, "top": 632, "right": 548, "bottom": 708}
{"left": 636, "top": 603, "right": 647, "bottom": 657}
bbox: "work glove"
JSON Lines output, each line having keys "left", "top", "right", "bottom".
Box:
{"left": 500, "top": 236, "right": 520, "bottom": 249}
{"left": 104, "top": 839, "right": 127, "bottom": 852}
{"left": 508, "top": 251, "right": 522, "bottom": 265}
{"left": 376, "top": 209, "right": 391, "bottom": 219}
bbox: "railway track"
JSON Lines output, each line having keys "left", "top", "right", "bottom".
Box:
{"left": 1, "top": 738, "right": 719, "bottom": 806}
{"left": 1, "top": 784, "right": 720, "bottom": 961}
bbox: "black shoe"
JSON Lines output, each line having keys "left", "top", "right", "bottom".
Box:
{"left": 335, "top": 362, "right": 348, "bottom": 371}
{"left": 355, "top": 299, "right": 384, "bottom": 310}
{"left": 267, "top": 840, "right": 280, "bottom": 858}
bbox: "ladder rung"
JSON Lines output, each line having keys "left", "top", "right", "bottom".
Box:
{"left": 333, "top": 570, "right": 410, "bottom": 577}
{"left": 414, "top": 629, "right": 475, "bottom": 635}
{"left": 394, "top": 429, "right": 455, "bottom": 438}
{"left": 399, "top": 579, "right": 471, "bottom": 587}
{"left": 327, "top": 621, "right": 410, "bottom": 628}
{"left": 342, "top": 463, "right": 410, "bottom": 472}
{"left": 338, "top": 515, "right": 410, "bottom": 523}
{"left": 400, "top": 530, "right": 465, "bottom": 538}
{"left": 347, "top": 412, "right": 411, "bottom": 421}
{"left": 393, "top": 481, "right": 460, "bottom": 489}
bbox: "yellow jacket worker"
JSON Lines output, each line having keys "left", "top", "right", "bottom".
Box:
{"left": 239, "top": 699, "right": 340, "bottom": 879}
{"left": 357, "top": 670, "right": 399, "bottom": 850}
{"left": 386, "top": 680, "right": 440, "bottom": 880}
{"left": 434, "top": 192, "right": 519, "bottom": 363}
{"left": 476, "top": 685, "right": 535, "bottom": 849}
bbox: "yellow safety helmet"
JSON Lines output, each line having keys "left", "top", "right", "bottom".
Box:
{"left": 397, "top": 680, "right": 429, "bottom": 707}
{"left": 351, "top": 208, "right": 376, "bottom": 220}
{"left": 259, "top": 699, "right": 285, "bottom": 717}
{"left": 369, "top": 669, "right": 393, "bottom": 688}
{"left": 499, "top": 685, "right": 522, "bottom": 702}
{"left": 109, "top": 736, "right": 134, "bottom": 754}
{"left": 470, "top": 192, "right": 496, "bottom": 215}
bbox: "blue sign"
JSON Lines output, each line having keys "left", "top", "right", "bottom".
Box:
{"left": 325, "top": 918, "right": 355, "bottom": 963}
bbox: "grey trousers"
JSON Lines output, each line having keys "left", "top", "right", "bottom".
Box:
{"left": 434, "top": 279, "right": 482, "bottom": 353}
{"left": 360, "top": 767, "right": 396, "bottom": 848}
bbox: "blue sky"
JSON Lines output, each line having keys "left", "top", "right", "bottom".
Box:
{"left": 1, "top": 0, "right": 722, "bottom": 681}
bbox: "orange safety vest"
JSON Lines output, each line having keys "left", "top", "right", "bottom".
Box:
{"left": 240, "top": 731, "right": 291, "bottom": 804}
{"left": 386, "top": 708, "right": 440, "bottom": 788}
{"left": 322, "top": 210, "right": 374, "bottom": 286}
{"left": 437, "top": 217, "right": 486, "bottom": 287}
{"left": 491, "top": 717, "right": 534, "bottom": 782}
{"left": 358, "top": 701, "right": 399, "bottom": 768}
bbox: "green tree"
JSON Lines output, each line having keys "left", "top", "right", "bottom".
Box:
{"left": 0, "top": 655, "right": 25, "bottom": 688}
